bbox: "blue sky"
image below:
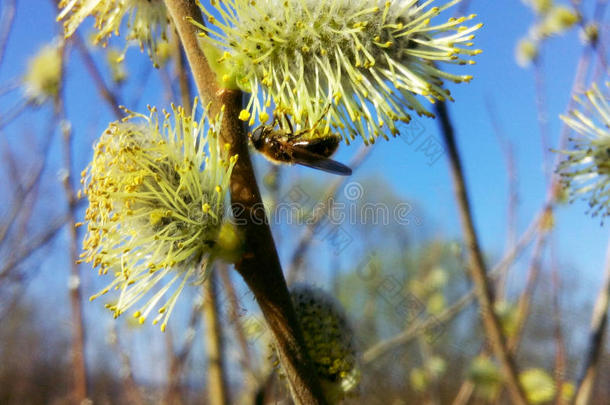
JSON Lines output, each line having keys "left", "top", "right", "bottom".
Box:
{"left": 1, "top": 0, "right": 608, "bottom": 382}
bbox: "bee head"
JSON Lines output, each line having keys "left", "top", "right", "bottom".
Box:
{"left": 250, "top": 126, "right": 267, "bottom": 150}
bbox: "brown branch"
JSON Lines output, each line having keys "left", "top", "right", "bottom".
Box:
{"left": 108, "top": 325, "right": 146, "bottom": 405}
{"left": 218, "top": 263, "right": 267, "bottom": 403}
{"left": 164, "top": 301, "right": 202, "bottom": 404}
{"left": 435, "top": 101, "right": 529, "bottom": 405}
{"left": 572, "top": 238, "right": 610, "bottom": 405}
{"left": 218, "top": 263, "right": 254, "bottom": 374}
{"left": 164, "top": 331, "right": 184, "bottom": 404}
{"left": 571, "top": 0, "right": 608, "bottom": 74}
{"left": 219, "top": 81, "right": 329, "bottom": 405}
{"left": 171, "top": 27, "right": 192, "bottom": 111}
{"left": 59, "top": 134, "right": 88, "bottom": 402}
{"left": 159, "top": 63, "right": 179, "bottom": 105}
{"left": 3, "top": 140, "right": 41, "bottom": 254}
{"left": 550, "top": 243, "right": 567, "bottom": 405}
{"left": 162, "top": 1, "right": 327, "bottom": 403}
{"left": 203, "top": 271, "right": 230, "bottom": 405}
{"left": 56, "top": 43, "right": 88, "bottom": 403}
{"left": 451, "top": 380, "right": 475, "bottom": 405}
{"left": 0, "top": 136, "right": 50, "bottom": 246}
{"left": 485, "top": 97, "right": 519, "bottom": 297}
{"left": 508, "top": 230, "right": 549, "bottom": 352}
{"left": 162, "top": 0, "right": 218, "bottom": 107}
{"left": 0, "top": 213, "right": 71, "bottom": 279}
{"left": 488, "top": 227, "right": 550, "bottom": 404}
{"left": 0, "top": 135, "right": 48, "bottom": 319}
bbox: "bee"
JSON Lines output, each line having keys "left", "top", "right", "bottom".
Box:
{"left": 250, "top": 108, "right": 352, "bottom": 176}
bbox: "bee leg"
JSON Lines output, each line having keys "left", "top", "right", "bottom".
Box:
{"left": 310, "top": 102, "right": 332, "bottom": 132}
{"left": 292, "top": 103, "right": 333, "bottom": 140}
{"left": 281, "top": 113, "right": 294, "bottom": 133}
{"left": 272, "top": 111, "right": 280, "bottom": 127}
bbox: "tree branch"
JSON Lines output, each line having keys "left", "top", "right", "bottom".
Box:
{"left": 162, "top": 1, "right": 327, "bottom": 403}
{"left": 203, "top": 272, "right": 230, "bottom": 405}
{"left": 573, "top": 238, "right": 610, "bottom": 405}
{"left": 56, "top": 44, "right": 88, "bottom": 403}
{"left": 435, "top": 101, "right": 529, "bottom": 405}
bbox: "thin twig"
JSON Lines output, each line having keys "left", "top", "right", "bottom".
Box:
{"left": 159, "top": 62, "right": 179, "bottom": 105}
{"left": 0, "top": 134, "right": 51, "bottom": 246}
{"left": 218, "top": 263, "right": 254, "bottom": 374}
{"left": 0, "top": 98, "right": 29, "bottom": 131}
{"left": 533, "top": 57, "right": 553, "bottom": 176}
{"left": 72, "top": 33, "right": 124, "bottom": 119}
{"left": 571, "top": 0, "right": 608, "bottom": 73}
{"left": 4, "top": 136, "right": 42, "bottom": 254}
{"left": 128, "top": 61, "right": 153, "bottom": 108}
{"left": 56, "top": 42, "right": 89, "bottom": 403}
{"left": 507, "top": 231, "right": 549, "bottom": 352}
{"left": 0, "top": 134, "right": 49, "bottom": 321}
{"left": 557, "top": 33, "right": 597, "bottom": 153}
{"left": 450, "top": 98, "right": 522, "bottom": 405}
{"left": 162, "top": 1, "right": 327, "bottom": 403}
{"left": 572, "top": 238, "right": 610, "bottom": 405}
{"left": 485, "top": 97, "right": 519, "bottom": 297}
{"left": 171, "top": 27, "right": 192, "bottom": 111}
{"left": 164, "top": 298, "right": 202, "bottom": 404}
{"left": 456, "top": 0, "right": 473, "bottom": 16}
{"left": 108, "top": 325, "right": 146, "bottom": 405}
{"left": 203, "top": 271, "right": 230, "bottom": 405}
{"left": 286, "top": 144, "right": 372, "bottom": 284}
{"left": 489, "top": 227, "right": 550, "bottom": 404}
{"left": 0, "top": 79, "right": 20, "bottom": 96}
{"left": 0, "top": 213, "right": 72, "bottom": 279}
{"left": 0, "top": 0, "right": 16, "bottom": 69}
{"left": 550, "top": 241, "right": 567, "bottom": 405}
{"left": 435, "top": 101, "right": 529, "bottom": 405}
{"left": 363, "top": 205, "right": 543, "bottom": 364}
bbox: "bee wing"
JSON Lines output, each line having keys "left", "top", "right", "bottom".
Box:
{"left": 290, "top": 146, "right": 352, "bottom": 176}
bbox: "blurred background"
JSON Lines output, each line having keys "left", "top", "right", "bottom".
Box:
{"left": 0, "top": 0, "right": 609, "bottom": 404}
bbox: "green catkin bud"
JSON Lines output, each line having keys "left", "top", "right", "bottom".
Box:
{"left": 515, "top": 37, "right": 539, "bottom": 67}
{"left": 273, "top": 285, "right": 360, "bottom": 403}
{"left": 537, "top": 6, "right": 579, "bottom": 37}
{"left": 23, "top": 41, "right": 63, "bottom": 104}
{"left": 519, "top": 368, "right": 556, "bottom": 404}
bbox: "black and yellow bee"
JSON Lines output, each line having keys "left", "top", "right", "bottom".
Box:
{"left": 250, "top": 108, "right": 352, "bottom": 176}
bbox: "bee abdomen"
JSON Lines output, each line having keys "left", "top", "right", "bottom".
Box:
{"left": 294, "top": 136, "right": 340, "bottom": 158}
